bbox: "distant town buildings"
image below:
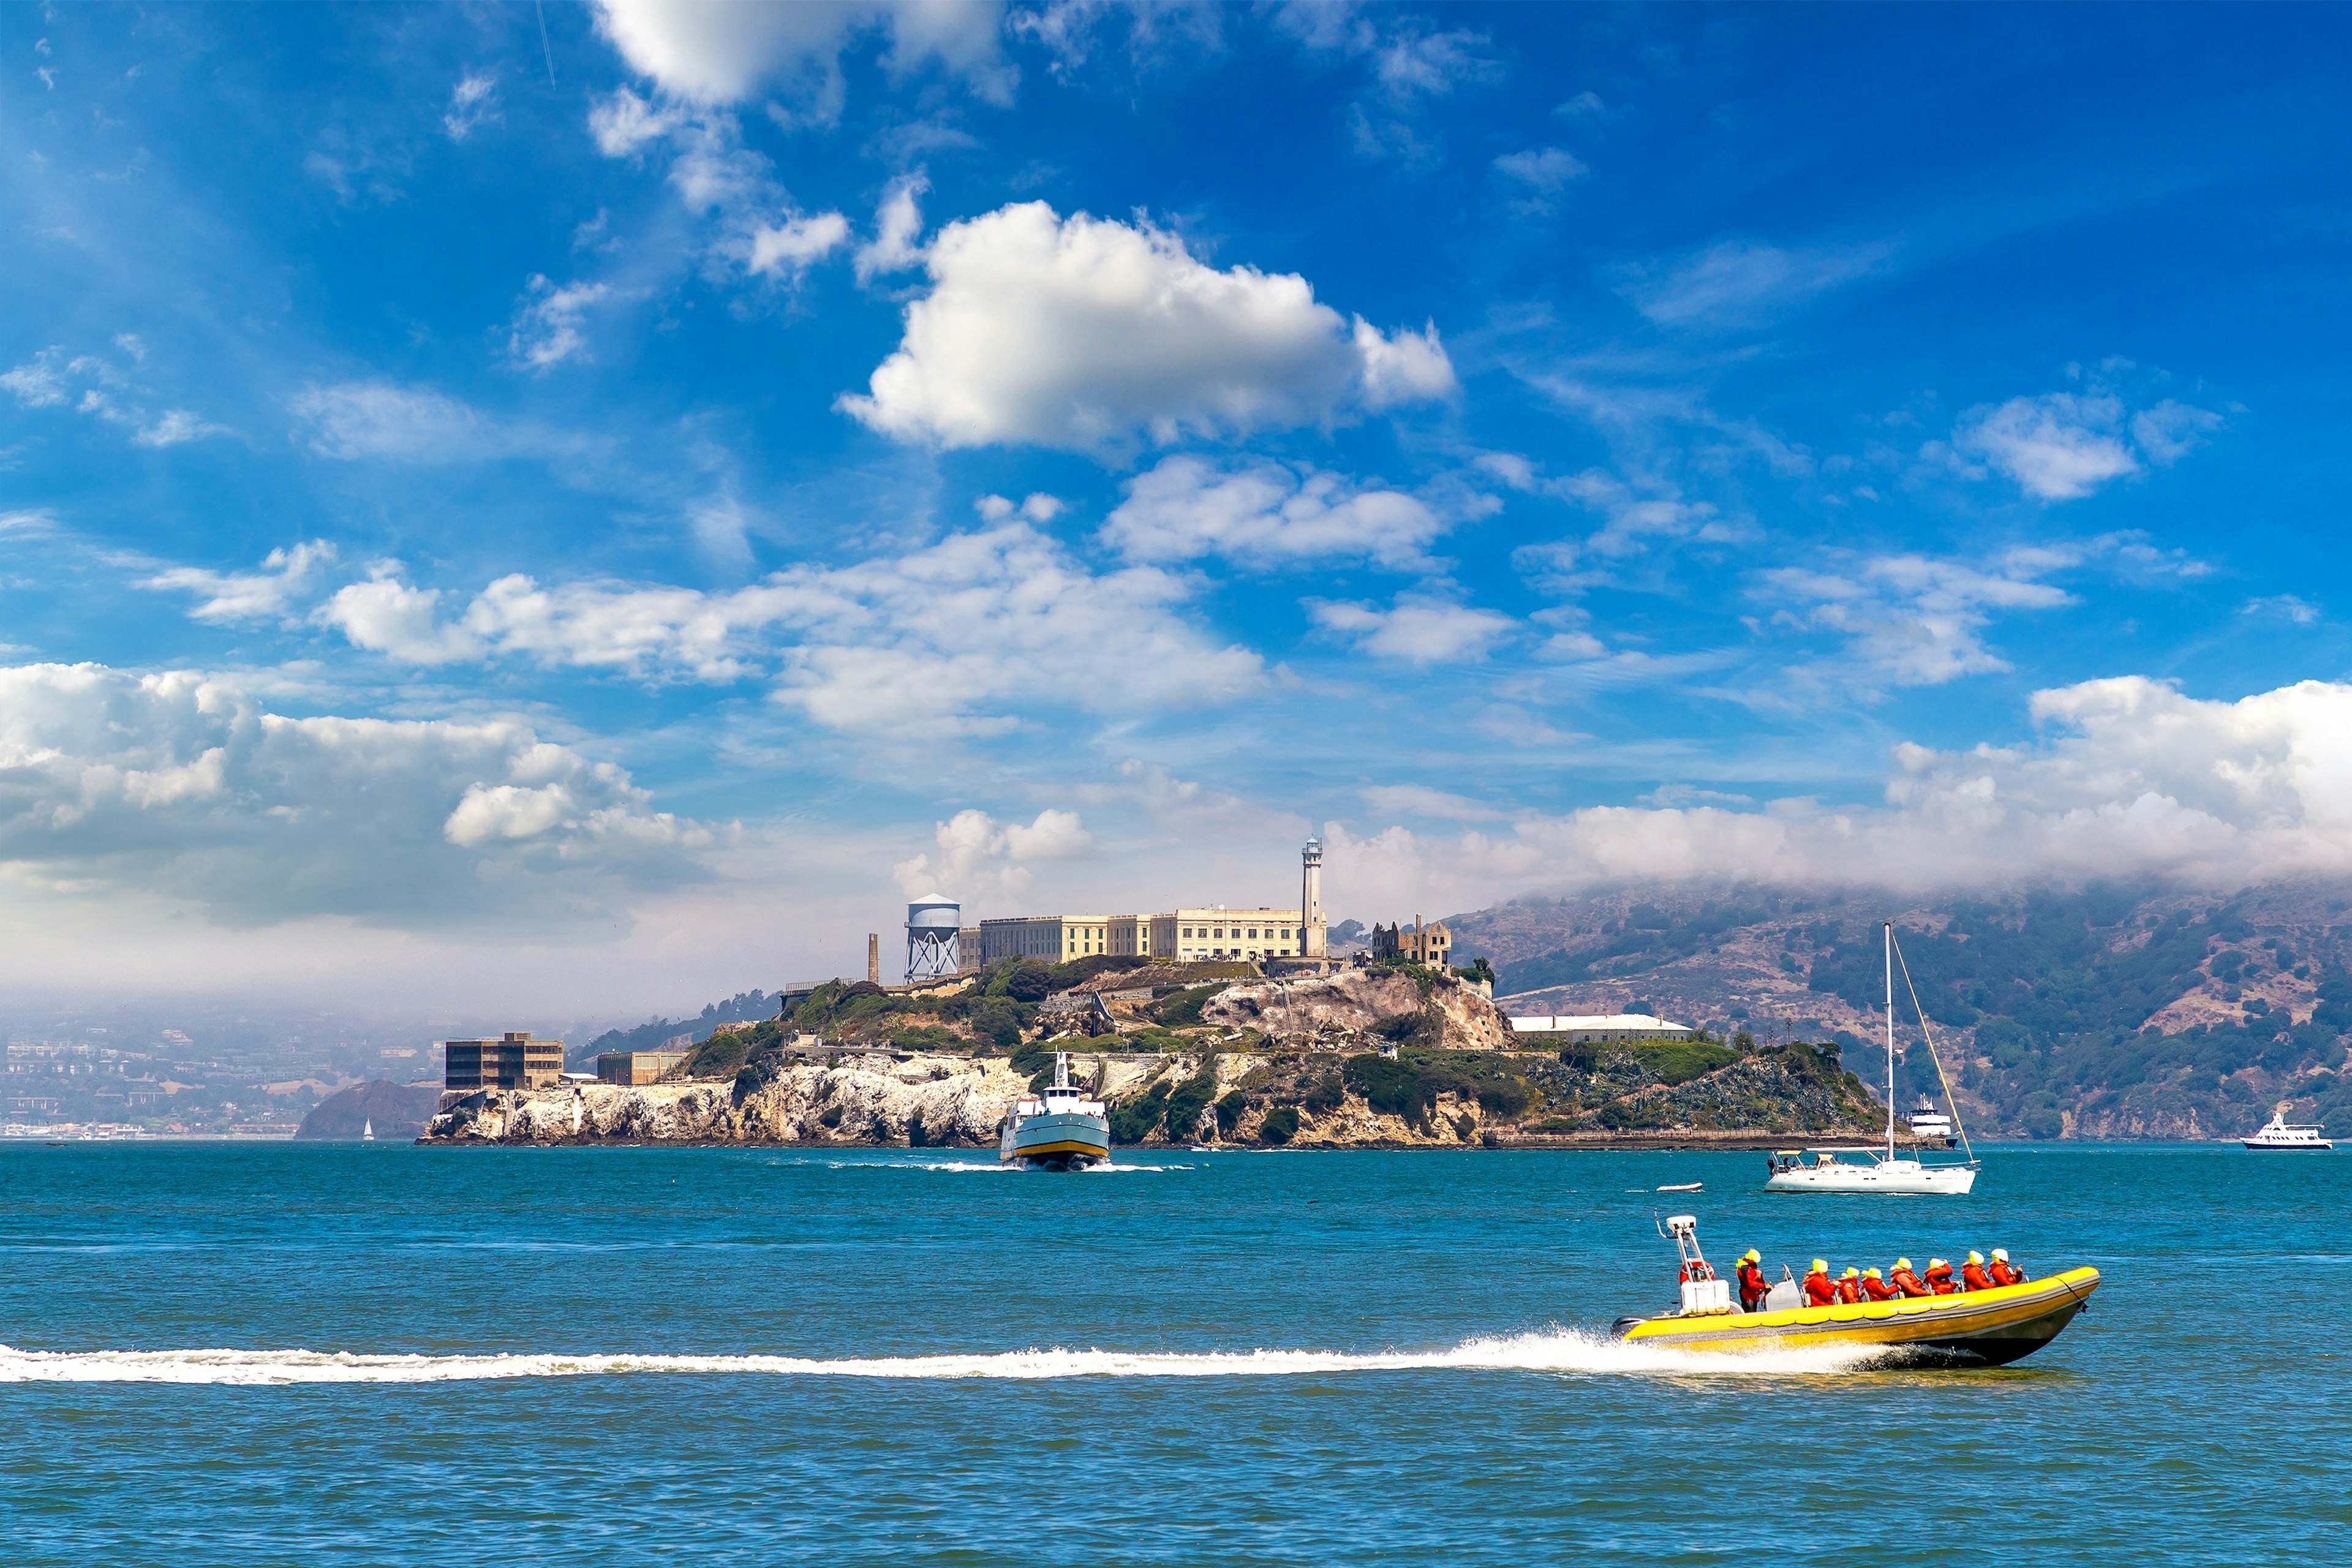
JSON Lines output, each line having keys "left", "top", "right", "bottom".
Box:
{"left": 1507, "top": 1013, "right": 1695, "bottom": 1044}
{"left": 442, "top": 1032, "right": 565, "bottom": 1092}
{"left": 1371, "top": 919, "right": 1453, "bottom": 967}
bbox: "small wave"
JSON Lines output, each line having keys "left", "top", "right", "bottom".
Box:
{"left": 0, "top": 1330, "right": 1886, "bottom": 1386}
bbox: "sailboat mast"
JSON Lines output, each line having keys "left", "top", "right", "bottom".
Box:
{"left": 1883, "top": 921, "right": 1896, "bottom": 1158}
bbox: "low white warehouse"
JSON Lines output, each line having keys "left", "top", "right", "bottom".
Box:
{"left": 1507, "top": 1012, "right": 1695, "bottom": 1043}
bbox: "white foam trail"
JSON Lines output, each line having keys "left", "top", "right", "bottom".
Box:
{"left": 0, "top": 1330, "right": 1887, "bottom": 1386}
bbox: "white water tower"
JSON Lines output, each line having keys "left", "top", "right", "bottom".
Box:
{"left": 906, "top": 895, "right": 962, "bottom": 982}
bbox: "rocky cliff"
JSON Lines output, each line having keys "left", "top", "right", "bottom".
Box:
{"left": 420, "top": 1014, "right": 1888, "bottom": 1152}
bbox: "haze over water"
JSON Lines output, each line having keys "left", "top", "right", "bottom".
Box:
{"left": 3, "top": 1142, "right": 2343, "bottom": 1562}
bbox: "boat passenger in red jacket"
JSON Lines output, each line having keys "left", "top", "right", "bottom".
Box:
{"left": 1988, "top": 1248, "right": 2028, "bottom": 1286}
{"left": 1835, "top": 1267, "right": 1863, "bottom": 1303}
{"left": 1890, "top": 1258, "right": 1932, "bottom": 1297}
{"left": 1961, "top": 1251, "right": 1996, "bottom": 1292}
{"left": 1924, "top": 1258, "right": 1958, "bottom": 1294}
{"left": 1736, "top": 1250, "right": 1770, "bottom": 1311}
{"left": 1802, "top": 1259, "right": 1838, "bottom": 1306}
{"left": 1860, "top": 1267, "right": 1899, "bottom": 1300}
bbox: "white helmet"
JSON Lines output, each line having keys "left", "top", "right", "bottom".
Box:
{"left": 1992, "top": 1248, "right": 2010, "bottom": 1262}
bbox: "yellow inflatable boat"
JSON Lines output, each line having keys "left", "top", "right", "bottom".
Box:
{"left": 1615, "top": 1216, "right": 2097, "bottom": 1365}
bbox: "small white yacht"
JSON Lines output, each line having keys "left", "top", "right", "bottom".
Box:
{"left": 361, "top": 1119, "right": 375, "bottom": 1142}
{"left": 1907, "top": 1096, "right": 1955, "bottom": 1145}
{"left": 1000, "top": 1053, "right": 1111, "bottom": 1170}
{"left": 2242, "top": 1106, "right": 2331, "bottom": 1151}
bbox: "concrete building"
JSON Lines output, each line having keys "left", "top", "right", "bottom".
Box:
{"left": 978, "top": 914, "right": 1119, "bottom": 963}
{"left": 1507, "top": 1013, "right": 1695, "bottom": 1044}
{"left": 442, "top": 1032, "right": 566, "bottom": 1092}
{"left": 1371, "top": 919, "right": 1453, "bottom": 967}
{"left": 596, "top": 1048, "right": 692, "bottom": 1086}
{"left": 1156, "top": 908, "right": 1305, "bottom": 962}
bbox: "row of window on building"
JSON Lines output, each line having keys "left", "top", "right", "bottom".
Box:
{"left": 973, "top": 908, "right": 1317, "bottom": 965}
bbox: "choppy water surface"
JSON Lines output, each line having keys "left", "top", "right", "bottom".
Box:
{"left": 2, "top": 1142, "right": 2345, "bottom": 1564}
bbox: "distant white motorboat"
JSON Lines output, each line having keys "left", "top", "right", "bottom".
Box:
{"left": 361, "top": 1119, "right": 375, "bottom": 1142}
{"left": 1906, "top": 1095, "right": 1954, "bottom": 1145}
{"left": 1765, "top": 921, "right": 1980, "bottom": 1196}
{"left": 1656, "top": 1182, "right": 1702, "bottom": 1193}
{"left": 2243, "top": 1106, "right": 2331, "bottom": 1151}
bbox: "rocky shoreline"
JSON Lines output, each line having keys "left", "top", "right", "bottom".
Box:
{"left": 422, "top": 964, "right": 1903, "bottom": 1151}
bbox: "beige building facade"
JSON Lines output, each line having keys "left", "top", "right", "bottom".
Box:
{"left": 978, "top": 914, "right": 1122, "bottom": 963}
{"left": 1158, "top": 908, "right": 1305, "bottom": 963}
{"left": 595, "top": 1048, "right": 692, "bottom": 1086}
{"left": 978, "top": 907, "right": 1310, "bottom": 965}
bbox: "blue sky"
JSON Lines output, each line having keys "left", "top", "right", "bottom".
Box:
{"left": 5, "top": 2, "right": 2351, "bottom": 1006}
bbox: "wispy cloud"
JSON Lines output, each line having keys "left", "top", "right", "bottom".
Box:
{"left": 442, "top": 71, "right": 500, "bottom": 141}
{"left": 1619, "top": 237, "right": 1897, "bottom": 329}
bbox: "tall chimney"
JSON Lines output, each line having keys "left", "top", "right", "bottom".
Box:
{"left": 1301, "top": 837, "right": 1327, "bottom": 961}
{"left": 867, "top": 932, "right": 880, "bottom": 984}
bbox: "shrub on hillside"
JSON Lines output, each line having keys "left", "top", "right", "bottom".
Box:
{"left": 1150, "top": 985, "right": 1223, "bottom": 1027}
{"left": 1625, "top": 1038, "right": 1736, "bottom": 1087}
{"left": 1109, "top": 1084, "right": 1170, "bottom": 1144}
{"left": 1257, "top": 1106, "right": 1298, "bottom": 1145}
{"left": 1161, "top": 1061, "right": 1221, "bottom": 1143}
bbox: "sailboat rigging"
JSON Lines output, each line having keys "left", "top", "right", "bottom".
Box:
{"left": 1765, "top": 921, "right": 1981, "bottom": 1195}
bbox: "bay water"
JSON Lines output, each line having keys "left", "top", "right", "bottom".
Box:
{"left": 2, "top": 1141, "right": 2345, "bottom": 1564}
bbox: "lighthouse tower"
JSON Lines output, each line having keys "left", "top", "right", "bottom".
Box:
{"left": 1300, "top": 837, "right": 1327, "bottom": 961}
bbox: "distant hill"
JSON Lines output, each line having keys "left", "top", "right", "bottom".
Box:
{"left": 569, "top": 990, "right": 777, "bottom": 1070}
{"left": 1447, "top": 881, "right": 2352, "bottom": 1141}
{"left": 296, "top": 1081, "right": 444, "bottom": 1141}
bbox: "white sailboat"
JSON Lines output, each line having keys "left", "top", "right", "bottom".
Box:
{"left": 1765, "top": 921, "right": 1981, "bottom": 1196}
{"left": 361, "top": 1119, "right": 375, "bottom": 1142}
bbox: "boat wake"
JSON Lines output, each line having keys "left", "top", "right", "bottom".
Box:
{"left": 0, "top": 1330, "right": 1888, "bottom": 1385}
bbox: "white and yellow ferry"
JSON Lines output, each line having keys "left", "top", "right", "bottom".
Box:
{"left": 1000, "top": 1052, "right": 1110, "bottom": 1170}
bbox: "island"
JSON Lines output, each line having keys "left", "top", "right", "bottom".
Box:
{"left": 420, "top": 959, "right": 1904, "bottom": 1150}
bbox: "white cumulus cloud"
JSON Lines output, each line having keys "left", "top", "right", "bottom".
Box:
{"left": 1311, "top": 595, "right": 1514, "bottom": 663}
{"left": 1101, "top": 454, "right": 1458, "bottom": 570}
{"left": 312, "top": 526, "right": 1266, "bottom": 736}
{"left": 591, "top": 0, "right": 1012, "bottom": 111}
{"left": 747, "top": 211, "right": 851, "bottom": 277}
{"left": 0, "top": 662, "right": 711, "bottom": 926}
{"left": 838, "top": 202, "right": 1456, "bottom": 451}
{"left": 855, "top": 171, "right": 929, "bottom": 282}
{"left": 1321, "top": 677, "right": 2352, "bottom": 919}
{"left": 1954, "top": 391, "right": 2139, "bottom": 501}
{"left": 317, "top": 568, "right": 489, "bottom": 665}
{"left": 144, "top": 541, "right": 336, "bottom": 624}
{"left": 891, "top": 805, "right": 1092, "bottom": 903}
